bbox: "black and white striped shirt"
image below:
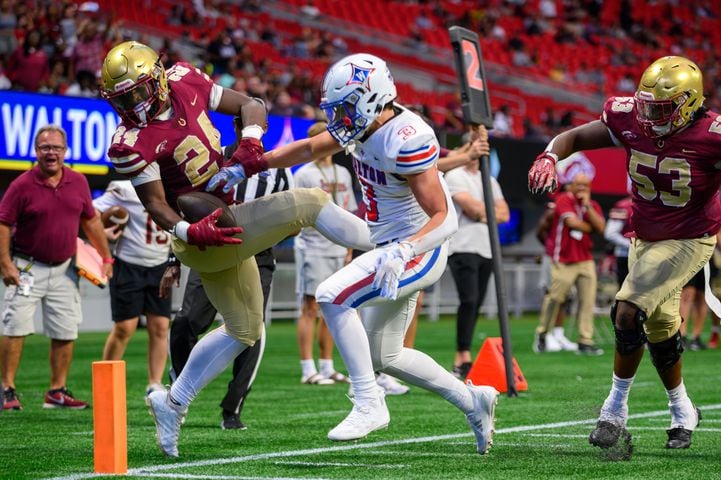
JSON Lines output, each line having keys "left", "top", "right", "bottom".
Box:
{"left": 235, "top": 168, "right": 294, "bottom": 202}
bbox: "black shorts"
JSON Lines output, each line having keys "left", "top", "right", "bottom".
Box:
{"left": 684, "top": 268, "right": 705, "bottom": 290}
{"left": 109, "top": 257, "right": 172, "bottom": 322}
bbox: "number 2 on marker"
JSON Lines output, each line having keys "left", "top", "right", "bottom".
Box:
{"left": 462, "top": 39, "right": 484, "bottom": 92}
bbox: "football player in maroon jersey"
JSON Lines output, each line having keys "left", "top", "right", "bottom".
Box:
{"left": 100, "top": 41, "right": 372, "bottom": 457}
{"left": 529, "top": 56, "right": 721, "bottom": 457}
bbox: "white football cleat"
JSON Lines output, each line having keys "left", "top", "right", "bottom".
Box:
{"left": 147, "top": 390, "right": 186, "bottom": 457}
{"left": 465, "top": 382, "right": 499, "bottom": 454}
{"left": 375, "top": 372, "right": 410, "bottom": 395}
{"left": 328, "top": 389, "right": 390, "bottom": 441}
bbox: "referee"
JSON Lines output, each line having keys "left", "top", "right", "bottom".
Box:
{"left": 163, "top": 116, "right": 293, "bottom": 429}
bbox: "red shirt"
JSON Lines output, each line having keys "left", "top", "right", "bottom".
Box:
{"left": 108, "top": 62, "right": 234, "bottom": 210}
{"left": 0, "top": 166, "right": 96, "bottom": 263}
{"left": 602, "top": 97, "right": 721, "bottom": 241}
{"left": 548, "top": 191, "right": 602, "bottom": 264}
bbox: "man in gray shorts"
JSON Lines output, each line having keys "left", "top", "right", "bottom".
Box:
{"left": 0, "top": 125, "right": 113, "bottom": 410}
{"left": 293, "top": 121, "right": 356, "bottom": 385}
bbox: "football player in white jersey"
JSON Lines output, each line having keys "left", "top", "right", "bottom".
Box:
{"left": 93, "top": 180, "right": 172, "bottom": 398}
{"left": 208, "top": 53, "right": 500, "bottom": 454}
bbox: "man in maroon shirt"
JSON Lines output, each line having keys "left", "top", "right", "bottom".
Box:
{"left": 534, "top": 172, "right": 605, "bottom": 355}
{"left": 529, "top": 56, "right": 720, "bottom": 457}
{"left": 0, "top": 125, "right": 113, "bottom": 411}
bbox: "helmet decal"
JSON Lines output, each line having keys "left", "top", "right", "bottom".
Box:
{"left": 347, "top": 64, "right": 375, "bottom": 89}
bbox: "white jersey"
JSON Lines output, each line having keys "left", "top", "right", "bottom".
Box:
{"left": 353, "top": 107, "right": 452, "bottom": 245}
{"left": 293, "top": 161, "right": 357, "bottom": 257}
{"left": 92, "top": 180, "right": 170, "bottom": 267}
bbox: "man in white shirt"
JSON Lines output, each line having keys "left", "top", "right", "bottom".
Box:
{"left": 444, "top": 148, "right": 509, "bottom": 379}
{"left": 293, "top": 121, "right": 355, "bottom": 385}
{"left": 93, "top": 180, "right": 172, "bottom": 398}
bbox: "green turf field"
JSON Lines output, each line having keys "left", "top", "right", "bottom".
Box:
{"left": 1, "top": 315, "right": 720, "bottom": 479}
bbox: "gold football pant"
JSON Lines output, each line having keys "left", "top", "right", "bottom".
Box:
{"left": 617, "top": 236, "right": 715, "bottom": 343}
{"left": 172, "top": 188, "right": 331, "bottom": 345}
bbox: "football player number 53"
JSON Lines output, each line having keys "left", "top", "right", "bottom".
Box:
{"left": 629, "top": 150, "right": 691, "bottom": 207}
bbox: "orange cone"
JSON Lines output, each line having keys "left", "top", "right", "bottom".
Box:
{"left": 466, "top": 337, "right": 528, "bottom": 393}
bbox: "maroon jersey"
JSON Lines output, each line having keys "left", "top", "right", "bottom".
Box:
{"left": 608, "top": 196, "right": 633, "bottom": 237}
{"left": 108, "top": 62, "right": 233, "bottom": 210}
{"left": 602, "top": 97, "right": 721, "bottom": 241}
{"left": 548, "top": 191, "right": 602, "bottom": 263}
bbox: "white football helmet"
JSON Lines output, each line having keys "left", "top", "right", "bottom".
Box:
{"left": 320, "top": 53, "right": 397, "bottom": 146}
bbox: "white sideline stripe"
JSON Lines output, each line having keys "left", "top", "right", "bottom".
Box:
{"left": 273, "top": 461, "right": 406, "bottom": 468}
{"left": 525, "top": 433, "right": 589, "bottom": 438}
{"left": 45, "top": 403, "right": 721, "bottom": 480}
{"left": 118, "top": 475, "right": 331, "bottom": 480}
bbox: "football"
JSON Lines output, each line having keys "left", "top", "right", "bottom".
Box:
{"left": 100, "top": 205, "right": 129, "bottom": 230}
{"left": 176, "top": 192, "right": 236, "bottom": 227}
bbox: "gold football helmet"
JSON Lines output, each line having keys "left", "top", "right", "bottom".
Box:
{"left": 100, "top": 41, "right": 169, "bottom": 127}
{"left": 634, "top": 56, "right": 704, "bottom": 138}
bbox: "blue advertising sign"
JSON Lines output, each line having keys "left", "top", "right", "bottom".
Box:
{"left": 0, "top": 91, "right": 315, "bottom": 175}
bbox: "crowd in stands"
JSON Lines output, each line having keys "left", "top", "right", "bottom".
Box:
{"left": 2, "top": 0, "right": 721, "bottom": 142}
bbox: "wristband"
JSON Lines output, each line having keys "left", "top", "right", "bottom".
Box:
{"left": 171, "top": 220, "right": 190, "bottom": 242}
{"left": 542, "top": 151, "right": 559, "bottom": 163}
{"left": 241, "top": 125, "right": 264, "bottom": 140}
{"left": 102, "top": 257, "right": 115, "bottom": 265}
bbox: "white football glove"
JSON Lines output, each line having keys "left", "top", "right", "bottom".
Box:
{"left": 206, "top": 164, "right": 247, "bottom": 193}
{"left": 372, "top": 242, "right": 414, "bottom": 300}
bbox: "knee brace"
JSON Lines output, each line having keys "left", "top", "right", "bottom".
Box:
{"left": 648, "top": 330, "right": 683, "bottom": 373}
{"left": 610, "top": 302, "right": 647, "bottom": 355}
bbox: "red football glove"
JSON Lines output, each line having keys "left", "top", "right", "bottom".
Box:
{"left": 528, "top": 152, "right": 559, "bottom": 194}
{"left": 187, "top": 208, "right": 243, "bottom": 249}
{"left": 229, "top": 138, "right": 268, "bottom": 178}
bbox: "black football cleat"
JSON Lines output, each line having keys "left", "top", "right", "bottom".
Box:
{"left": 589, "top": 420, "right": 633, "bottom": 461}
{"left": 666, "top": 407, "right": 701, "bottom": 449}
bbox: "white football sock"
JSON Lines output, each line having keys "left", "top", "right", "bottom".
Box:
{"left": 600, "top": 374, "right": 634, "bottom": 424}
{"left": 170, "top": 327, "right": 247, "bottom": 407}
{"left": 667, "top": 380, "right": 697, "bottom": 429}
{"left": 318, "top": 359, "right": 335, "bottom": 377}
{"left": 315, "top": 202, "right": 374, "bottom": 251}
{"left": 300, "top": 359, "right": 317, "bottom": 379}
{"left": 382, "top": 348, "right": 473, "bottom": 413}
{"left": 319, "top": 302, "right": 376, "bottom": 400}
